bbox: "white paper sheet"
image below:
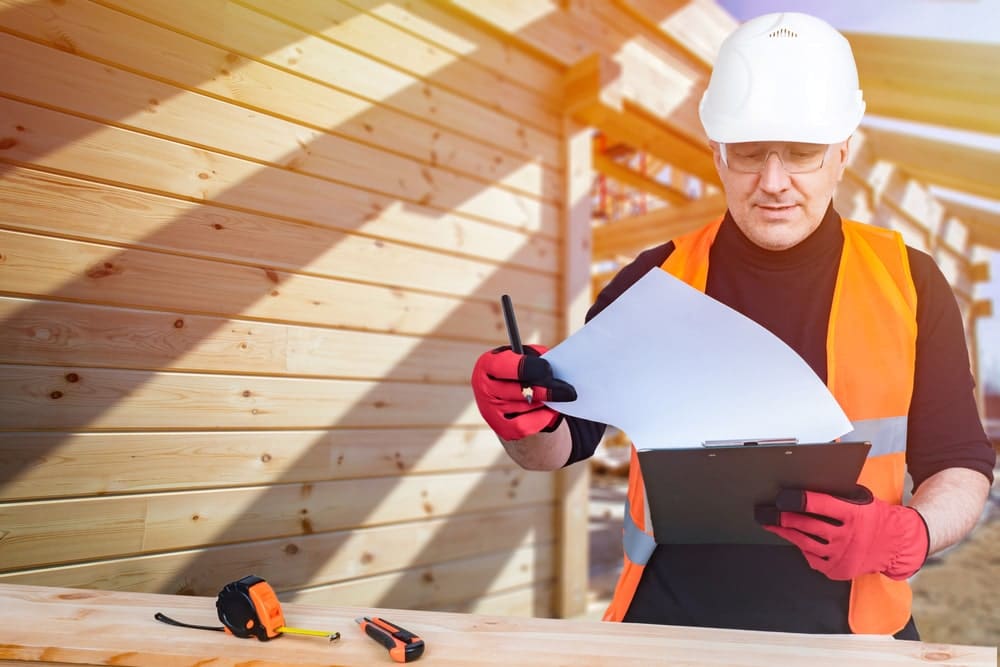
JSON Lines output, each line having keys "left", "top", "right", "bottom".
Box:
{"left": 542, "top": 268, "right": 851, "bottom": 449}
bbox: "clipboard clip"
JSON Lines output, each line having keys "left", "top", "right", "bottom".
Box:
{"left": 701, "top": 437, "right": 799, "bottom": 447}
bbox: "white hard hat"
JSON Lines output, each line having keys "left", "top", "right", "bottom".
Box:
{"left": 699, "top": 12, "right": 865, "bottom": 144}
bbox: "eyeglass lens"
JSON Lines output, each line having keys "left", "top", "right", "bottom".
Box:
{"left": 723, "top": 142, "right": 830, "bottom": 174}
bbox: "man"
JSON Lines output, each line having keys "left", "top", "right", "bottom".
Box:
{"left": 471, "top": 12, "right": 995, "bottom": 638}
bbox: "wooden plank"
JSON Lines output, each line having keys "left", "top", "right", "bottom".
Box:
{"left": 0, "top": 32, "right": 561, "bottom": 227}
{"left": 443, "top": 0, "right": 589, "bottom": 67}
{"left": 0, "top": 230, "right": 560, "bottom": 340}
{"left": 0, "top": 427, "right": 511, "bottom": 501}
{"left": 285, "top": 544, "right": 554, "bottom": 612}
{"left": 848, "top": 32, "right": 1000, "bottom": 136}
{"left": 0, "top": 96, "right": 559, "bottom": 238}
{"left": 355, "top": 0, "right": 562, "bottom": 94}
{"left": 0, "top": 470, "right": 553, "bottom": 570}
{"left": 0, "top": 0, "right": 562, "bottom": 200}
{"left": 0, "top": 166, "right": 558, "bottom": 274}
{"left": 0, "top": 297, "right": 488, "bottom": 383}
{"left": 591, "top": 192, "right": 726, "bottom": 261}
{"left": 0, "top": 166, "right": 558, "bottom": 294}
{"left": 238, "top": 0, "right": 562, "bottom": 135}
{"left": 95, "top": 0, "right": 563, "bottom": 168}
{"left": 0, "top": 506, "right": 553, "bottom": 595}
{"left": 0, "top": 363, "right": 484, "bottom": 431}
{"left": 0, "top": 583, "right": 995, "bottom": 666}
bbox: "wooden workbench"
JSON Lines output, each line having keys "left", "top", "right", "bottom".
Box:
{"left": 0, "top": 584, "right": 994, "bottom": 666}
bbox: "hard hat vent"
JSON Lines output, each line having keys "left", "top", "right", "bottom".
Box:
{"left": 768, "top": 27, "right": 798, "bottom": 38}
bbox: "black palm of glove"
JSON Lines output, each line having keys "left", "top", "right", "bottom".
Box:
{"left": 471, "top": 344, "right": 577, "bottom": 440}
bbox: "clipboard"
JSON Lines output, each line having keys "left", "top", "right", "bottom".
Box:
{"left": 636, "top": 440, "right": 871, "bottom": 545}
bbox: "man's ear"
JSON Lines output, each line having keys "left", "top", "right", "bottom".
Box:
{"left": 836, "top": 137, "right": 851, "bottom": 181}
{"left": 709, "top": 140, "right": 724, "bottom": 174}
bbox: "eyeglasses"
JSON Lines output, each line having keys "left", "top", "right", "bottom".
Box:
{"left": 719, "top": 142, "right": 832, "bottom": 174}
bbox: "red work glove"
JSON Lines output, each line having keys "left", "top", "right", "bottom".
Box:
{"left": 471, "top": 344, "right": 577, "bottom": 441}
{"left": 755, "top": 486, "right": 929, "bottom": 581}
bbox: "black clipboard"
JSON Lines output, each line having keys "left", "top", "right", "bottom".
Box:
{"left": 636, "top": 440, "right": 871, "bottom": 545}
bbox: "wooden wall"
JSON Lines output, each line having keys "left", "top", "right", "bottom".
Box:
{"left": 0, "top": 0, "right": 584, "bottom": 616}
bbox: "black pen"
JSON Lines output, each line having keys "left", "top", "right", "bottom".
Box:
{"left": 500, "top": 294, "right": 533, "bottom": 404}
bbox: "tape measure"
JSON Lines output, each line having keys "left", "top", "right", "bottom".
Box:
{"left": 155, "top": 575, "right": 339, "bottom": 642}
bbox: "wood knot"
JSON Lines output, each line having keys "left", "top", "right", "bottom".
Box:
{"left": 173, "top": 319, "right": 184, "bottom": 328}
{"left": 284, "top": 543, "right": 299, "bottom": 555}
{"left": 260, "top": 453, "right": 271, "bottom": 463}
{"left": 65, "top": 373, "right": 80, "bottom": 383}
{"left": 58, "top": 591, "right": 94, "bottom": 600}
{"left": 921, "top": 650, "right": 955, "bottom": 662}
{"left": 361, "top": 552, "right": 375, "bottom": 564}
{"left": 50, "top": 390, "right": 63, "bottom": 399}
{"left": 85, "top": 262, "right": 120, "bottom": 279}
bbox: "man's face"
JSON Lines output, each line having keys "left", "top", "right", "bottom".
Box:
{"left": 712, "top": 139, "right": 850, "bottom": 251}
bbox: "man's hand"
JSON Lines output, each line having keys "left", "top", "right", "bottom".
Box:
{"left": 755, "top": 486, "right": 929, "bottom": 581}
{"left": 471, "top": 344, "right": 577, "bottom": 441}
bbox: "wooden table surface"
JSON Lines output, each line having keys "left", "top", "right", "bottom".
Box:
{"left": 0, "top": 583, "right": 995, "bottom": 666}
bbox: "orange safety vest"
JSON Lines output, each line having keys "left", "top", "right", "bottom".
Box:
{"left": 603, "top": 216, "right": 918, "bottom": 635}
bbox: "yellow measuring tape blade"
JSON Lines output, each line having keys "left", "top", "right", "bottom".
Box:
{"left": 277, "top": 626, "right": 341, "bottom": 640}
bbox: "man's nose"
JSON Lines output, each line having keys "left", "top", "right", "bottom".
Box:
{"left": 758, "top": 152, "right": 791, "bottom": 192}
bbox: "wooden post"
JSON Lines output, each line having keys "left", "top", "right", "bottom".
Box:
{"left": 552, "top": 119, "right": 594, "bottom": 618}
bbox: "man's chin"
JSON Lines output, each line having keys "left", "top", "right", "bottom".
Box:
{"left": 744, "top": 220, "right": 806, "bottom": 251}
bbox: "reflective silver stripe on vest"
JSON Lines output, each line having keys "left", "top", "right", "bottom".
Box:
{"left": 622, "top": 499, "right": 658, "bottom": 566}
{"left": 843, "top": 416, "right": 907, "bottom": 457}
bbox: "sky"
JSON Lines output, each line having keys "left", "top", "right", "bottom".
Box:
{"left": 718, "top": 1, "right": 1000, "bottom": 397}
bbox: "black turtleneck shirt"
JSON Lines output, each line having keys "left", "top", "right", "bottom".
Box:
{"left": 563, "top": 206, "right": 995, "bottom": 637}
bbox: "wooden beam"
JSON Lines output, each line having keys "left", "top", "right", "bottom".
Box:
{"left": 564, "top": 55, "right": 718, "bottom": 184}
{"left": 593, "top": 152, "right": 691, "bottom": 205}
{"left": 612, "top": 0, "right": 735, "bottom": 68}
{"left": 970, "top": 299, "right": 994, "bottom": 320}
{"left": 592, "top": 192, "right": 726, "bottom": 261}
{"left": 941, "top": 199, "right": 1000, "bottom": 251}
{"left": 970, "top": 261, "right": 991, "bottom": 284}
{"left": 862, "top": 126, "right": 1000, "bottom": 203}
{"left": 847, "top": 33, "right": 1000, "bottom": 136}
